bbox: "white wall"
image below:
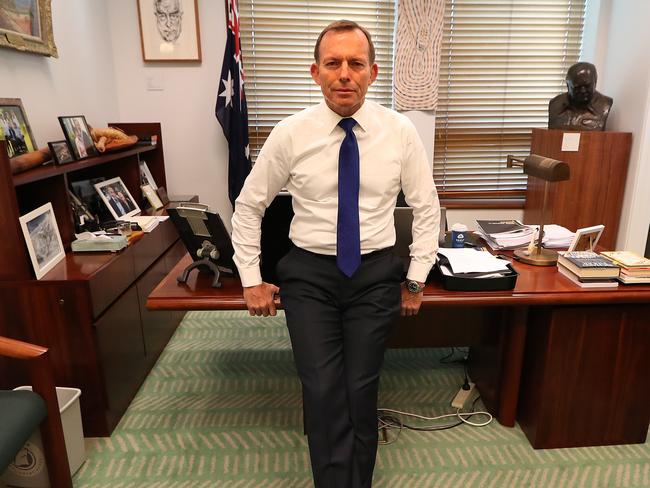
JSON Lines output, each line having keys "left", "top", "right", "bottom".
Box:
{"left": 594, "top": 0, "right": 650, "bottom": 252}
{"left": 0, "top": 1, "right": 119, "bottom": 147}
{"left": 105, "top": 0, "right": 231, "bottom": 224}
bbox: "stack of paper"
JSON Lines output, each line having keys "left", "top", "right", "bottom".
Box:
{"left": 437, "top": 248, "right": 511, "bottom": 278}
{"left": 119, "top": 215, "right": 159, "bottom": 233}
{"left": 475, "top": 220, "right": 574, "bottom": 250}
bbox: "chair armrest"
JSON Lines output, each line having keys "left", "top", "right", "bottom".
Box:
{"left": 0, "top": 336, "right": 47, "bottom": 360}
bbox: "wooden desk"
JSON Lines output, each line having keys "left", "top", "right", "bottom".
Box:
{"left": 148, "top": 254, "right": 650, "bottom": 449}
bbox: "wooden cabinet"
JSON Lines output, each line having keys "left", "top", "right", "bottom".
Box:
{"left": 0, "top": 123, "right": 188, "bottom": 436}
{"left": 526, "top": 129, "right": 632, "bottom": 249}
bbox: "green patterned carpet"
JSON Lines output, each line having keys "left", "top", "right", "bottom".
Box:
{"left": 73, "top": 311, "right": 650, "bottom": 487}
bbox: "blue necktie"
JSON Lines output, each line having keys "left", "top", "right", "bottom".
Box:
{"left": 337, "top": 118, "right": 361, "bottom": 277}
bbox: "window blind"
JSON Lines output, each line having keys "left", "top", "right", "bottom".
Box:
{"left": 434, "top": 0, "right": 586, "bottom": 202}
{"left": 239, "top": 0, "right": 396, "bottom": 160}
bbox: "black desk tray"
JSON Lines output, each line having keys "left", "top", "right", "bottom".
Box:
{"left": 433, "top": 255, "right": 518, "bottom": 291}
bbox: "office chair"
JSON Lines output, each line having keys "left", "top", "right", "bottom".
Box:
{"left": 0, "top": 336, "right": 73, "bottom": 488}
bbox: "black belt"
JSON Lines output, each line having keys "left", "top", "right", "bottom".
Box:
{"left": 291, "top": 244, "right": 394, "bottom": 262}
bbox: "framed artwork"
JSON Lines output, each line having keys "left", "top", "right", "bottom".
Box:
{"left": 136, "top": 0, "right": 201, "bottom": 62}
{"left": 567, "top": 224, "right": 605, "bottom": 252}
{"left": 0, "top": 98, "right": 37, "bottom": 158}
{"left": 58, "top": 115, "right": 98, "bottom": 160}
{"left": 94, "top": 177, "right": 141, "bottom": 220}
{"left": 19, "top": 202, "right": 65, "bottom": 279}
{"left": 48, "top": 140, "right": 74, "bottom": 165}
{"left": 139, "top": 160, "right": 158, "bottom": 189}
{"left": 0, "top": 0, "right": 57, "bottom": 57}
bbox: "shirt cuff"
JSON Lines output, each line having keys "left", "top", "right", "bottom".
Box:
{"left": 238, "top": 267, "right": 263, "bottom": 288}
{"left": 406, "top": 260, "right": 434, "bottom": 283}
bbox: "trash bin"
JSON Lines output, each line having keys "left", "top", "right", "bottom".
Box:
{"left": 2, "top": 387, "right": 86, "bottom": 488}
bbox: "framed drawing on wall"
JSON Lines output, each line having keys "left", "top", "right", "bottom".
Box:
{"left": 136, "top": 0, "right": 201, "bottom": 62}
{"left": 0, "top": 0, "right": 58, "bottom": 57}
{"left": 0, "top": 98, "right": 37, "bottom": 159}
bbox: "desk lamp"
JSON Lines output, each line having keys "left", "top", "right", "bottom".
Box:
{"left": 506, "top": 154, "right": 570, "bottom": 265}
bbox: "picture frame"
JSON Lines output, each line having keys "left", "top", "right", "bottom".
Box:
{"left": 58, "top": 115, "right": 98, "bottom": 160}
{"left": 142, "top": 184, "right": 164, "bottom": 210}
{"left": 567, "top": 224, "right": 605, "bottom": 252}
{"left": 48, "top": 140, "right": 74, "bottom": 165}
{"left": 139, "top": 160, "right": 158, "bottom": 189}
{"left": 136, "top": 0, "right": 201, "bottom": 62}
{"left": 0, "top": 0, "right": 58, "bottom": 57}
{"left": 0, "top": 98, "right": 37, "bottom": 159}
{"left": 19, "top": 202, "right": 65, "bottom": 279}
{"left": 94, "top": 177, "right": 141, "bottom": 220}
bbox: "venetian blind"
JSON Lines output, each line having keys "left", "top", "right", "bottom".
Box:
{"left": 239, "top": 0, "right": 396, "bottom": 160}
{"left": 434, "top": 0, "right": 586, "bottom": 203}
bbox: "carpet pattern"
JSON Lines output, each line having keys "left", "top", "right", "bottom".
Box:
{"left": 73, "top": 311, "right": 650, "bottom": 487}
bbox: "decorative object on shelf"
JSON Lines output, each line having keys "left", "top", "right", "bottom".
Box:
{"left": 0, "top": 0, "right": 57, "bottom": 57}
{"left": 48, "top": 140, "right": 74, "bottom": 165}
{"left": 548, "top": 62, "right": 612, "bottom": 131}
{"left": 8, "top": 147, "right": 50, "bottom": 174}
{"left": 142, "top": 183, "right": 164, "bottom": 210}
{"left": 393, "top": 0, "right": 444, "bottom": 110}
{"left": 136, "top": 0, "right": 201, "bottom": 62}
{"left": 567, "top": 224, "right": 604, "bottom": 252}
{"left": 139, "top": 160, "right": 158, "bottom": 189}
{"left": 68, "top": 190, "right": 100, "bottom": 233}
{"left": 58, "top": 115, "right": 98, "bottom": 160}
{"left": 90, "top": 126, "right": 138, "bottom": 153}
{"left": 94, "top": 177, "right": 141, "bottom": 220}
{"left": 0, "top": 98, "right": 37, "bottom": 159}
{"left": 18, "top": 202, "right": 65, "bottom": 279}
{"left": 506, "top": 154, "right": 570, "bottom": 266}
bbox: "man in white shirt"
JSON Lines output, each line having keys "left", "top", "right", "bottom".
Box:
{"left": 231, "top": 20, "right": 440, "bottom": 488}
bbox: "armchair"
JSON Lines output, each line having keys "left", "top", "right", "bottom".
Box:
{"left": 0, "top": 336, "right": 72, "bottom": 488}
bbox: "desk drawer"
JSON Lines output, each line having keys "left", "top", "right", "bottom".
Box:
{"left": 89, "top": 246, "right": 136, "bottom": 319}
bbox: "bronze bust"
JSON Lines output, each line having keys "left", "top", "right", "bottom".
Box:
{"left": 548, "top": 62, "right": 613, "bottom": 131}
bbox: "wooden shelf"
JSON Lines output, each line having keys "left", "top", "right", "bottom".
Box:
{"left": 12, "top": 145, "right": 157, "bottom": 186}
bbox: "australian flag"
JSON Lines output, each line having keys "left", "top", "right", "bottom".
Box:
{"left": 216, "top": 0, "right": 252, "bottom": 206}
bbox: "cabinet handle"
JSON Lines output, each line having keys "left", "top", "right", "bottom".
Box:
{"left": 59, "top": 299, "right": 65, "bottom": 306}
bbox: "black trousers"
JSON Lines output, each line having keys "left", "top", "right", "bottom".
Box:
{"left": 276, "top": 246, "right": 403, "bottom": 488}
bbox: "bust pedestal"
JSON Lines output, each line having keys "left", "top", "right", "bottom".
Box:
{"left": 525, "top": 128, "right": 632, "bottom": 250}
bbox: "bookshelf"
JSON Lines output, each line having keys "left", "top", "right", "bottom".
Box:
{"left": 0, "top": 123, "right": 188, "bottom": 436}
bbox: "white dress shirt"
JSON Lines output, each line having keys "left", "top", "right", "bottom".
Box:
{"left": 232, "top": 100, "right": 440, "bottom": 287}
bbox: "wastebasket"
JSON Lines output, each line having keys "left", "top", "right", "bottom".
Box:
{"left": 2, "top": 387, "right": 86, "bottom": 487}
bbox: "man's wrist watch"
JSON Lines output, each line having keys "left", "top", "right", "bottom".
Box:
{"left": 406, "top": 279, "right": 425, "bottom": 293}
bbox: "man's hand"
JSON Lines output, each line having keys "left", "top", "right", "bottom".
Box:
{"left": 243, "top": 282, "right": 280, "bottom": 317}
{"left": 400, "top": 282, "right": 423, "bottom": 317}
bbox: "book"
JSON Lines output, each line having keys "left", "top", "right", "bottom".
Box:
{"left": 600, "top": 251, "right": 650, "bottom": 268}
{"left": 476, "top": 219, "right": 527, "bottom": 236}
{"left": 557, "top": 264, "right": 619, "bottom": 288}
{"left": 618, "top": 273, "right": 650, "bottom": 284}
{"left": 557, "top": 251, "right": 620, "bottom": 278}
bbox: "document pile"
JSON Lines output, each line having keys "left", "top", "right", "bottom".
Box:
{"left": 475, "top": 220, "right": 574, "bottom": 250}
{"left": 437, "top": 248, "right": 511, "bottom": 278}
{"left": 118, "top": 215, "right": 164, "bottom": 233}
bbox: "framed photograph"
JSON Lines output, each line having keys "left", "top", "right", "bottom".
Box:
{"left": 142, "top": 184, "right": 164, "bottom": 210}
{"left": 139, "top": 160, "right": 158, "bottom": 189}
{"left": 0, "top": 98, "right": 37, "bottom": 158}
{"left": 19, "top": 202, "right": 65, "bottom": 279}
{"left": 48, "top": 140, "right": 74, "bottom": 165}
{"left": 567, "top": 224, "right": 605, "bottom": 252}
{"left": 136, "top": 0, "right": 201, "bottom": 62}
{"left": 94, "top": 177, "right": 140, "bottom": 220}
{"left": 0, "top": 0, "right": 57, "bottom": 57}
{"left": 58, "top": 115, "right": 98, "bottom": 160}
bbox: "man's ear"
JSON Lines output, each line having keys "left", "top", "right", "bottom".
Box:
{"left": 369, "top": 63, "right": 378, "bottom": 85}
{"left": 310, "top": 63, "right": 321, "bottom": 85}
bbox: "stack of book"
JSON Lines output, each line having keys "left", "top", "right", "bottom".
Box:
{"left": 557, "top": 251, "right": 620, "bottom": 288}
{"left": 601, "top": 251, "right": 650, "bottom": 284}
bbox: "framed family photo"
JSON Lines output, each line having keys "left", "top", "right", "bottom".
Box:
{"left": 0, "top": 98, "right": 37, "bottom": 159}
{"left": 0, "top": 0, "right": 58, "bottom": 57}
{"left": 58, "top": 115, "right": 98, "bottom": 160}
{"left": 48, "top": 140, "right": 74, "bottom": 165}
{"left": 94, "top": 177, "right": 140, "bottom": 220}
{"left": 136, "top": 0, "right": 201, "bottom": 62}
{"left": 567, "top": 224, "right": 605, "bottom": 252}
{"left": 19, "top": 202, "right": 65, "bottom": 279}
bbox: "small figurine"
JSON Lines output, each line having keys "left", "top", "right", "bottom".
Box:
{"left": 548, "top": 62, "right": 613, "bottom": 131}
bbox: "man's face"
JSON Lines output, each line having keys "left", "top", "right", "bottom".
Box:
{"left": 567, "top": 69, "right": 596, "bottom": 107}
{"left": 155, "top": 0, "right": 183, "bottom": 42}
{"left": 310, "top": 29, "right": 378, "bottom": 117}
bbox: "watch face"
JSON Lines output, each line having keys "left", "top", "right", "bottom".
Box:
{"left": 407, "top": 280, "right": 422, "bottom": 293}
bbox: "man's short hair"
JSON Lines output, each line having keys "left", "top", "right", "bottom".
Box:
{"left": 314, "top": 20, "right": 376, "bottom": 65}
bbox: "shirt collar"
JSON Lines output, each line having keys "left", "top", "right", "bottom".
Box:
{"left": 320, "top": 100, "right": 372, "bottom": 134}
